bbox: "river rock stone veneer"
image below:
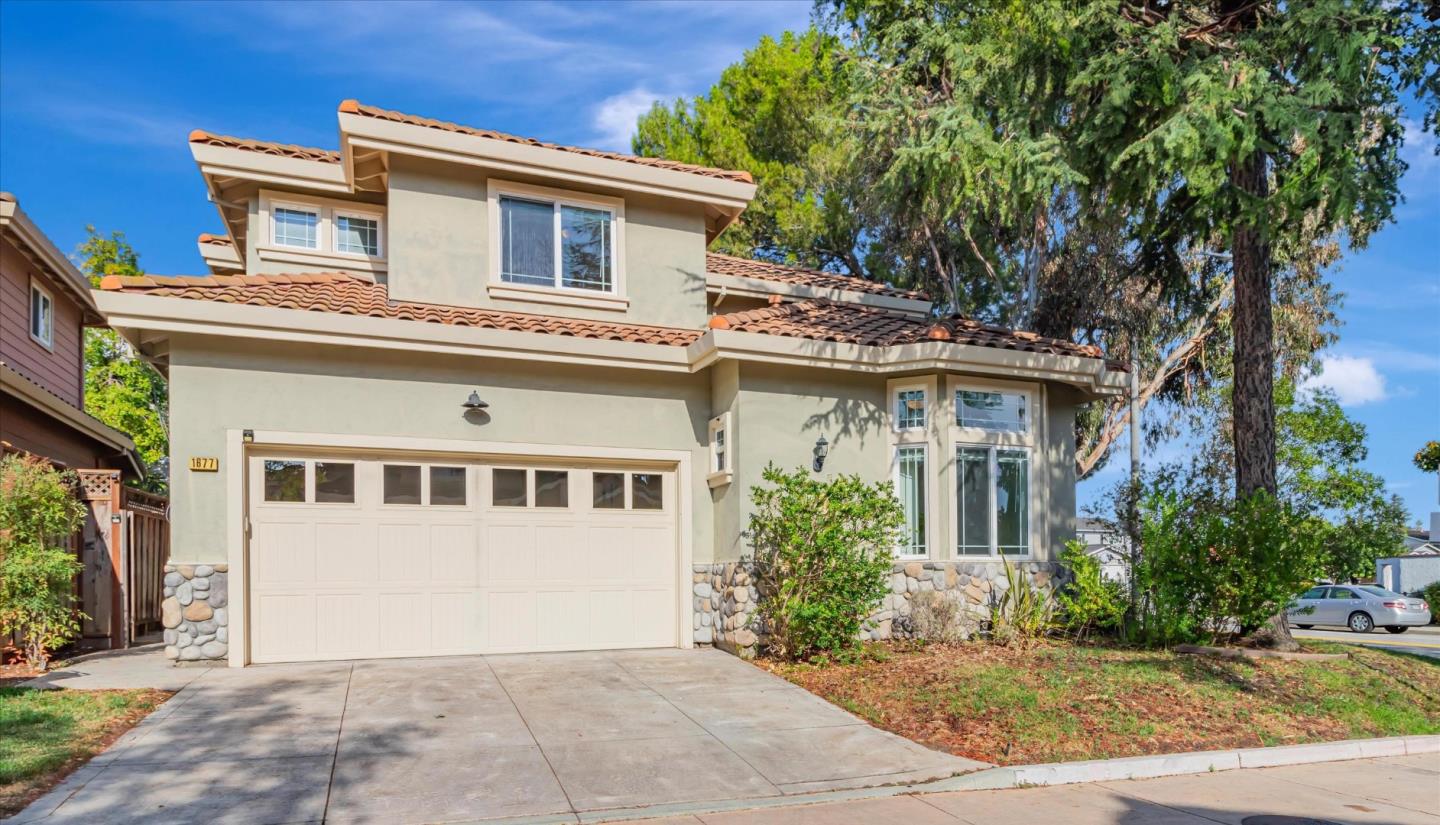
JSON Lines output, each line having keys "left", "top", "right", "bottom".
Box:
{"left": 161, "top": 563, "right": 229, "bottom": 663}
{"left": 693, "top": 560, "right": 1065, "bottom": 658}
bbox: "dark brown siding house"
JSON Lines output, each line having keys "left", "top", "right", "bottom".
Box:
{"left": 0, "top": 191, "right": 140, "bottom": 476}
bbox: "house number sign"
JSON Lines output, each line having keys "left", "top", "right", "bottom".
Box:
{"left": 189, "top": 457, "right": 220, "bottom": 472}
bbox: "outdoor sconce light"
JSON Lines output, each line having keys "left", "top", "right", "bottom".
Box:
{"left": 812, "top": 435, "right": 830, "bottom": 473}
{"left": 462, "top": 391, "right": 489, "bottom": 413}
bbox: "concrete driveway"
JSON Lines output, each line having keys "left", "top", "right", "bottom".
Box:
{"left": 16, "top": 648, "right": 984, "bottom": 824}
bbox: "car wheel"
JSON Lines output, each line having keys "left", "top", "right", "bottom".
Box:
{"left": 1348, "top": 612, "right": 1374, "bottom": 633}
{"left": 1384, "top": 626, "right": 1409, "bottom": 634}
{"left": 1295, "top": 624, "right": 1313, "bottom": 630}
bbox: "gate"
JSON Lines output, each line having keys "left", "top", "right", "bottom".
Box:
{"left": 75, "top": 470, "right": 169, "bottom": 648}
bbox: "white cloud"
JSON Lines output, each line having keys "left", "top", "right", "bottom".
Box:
{"left": 1299, "top": 355, "right": 1389, "bottom": 406}
{"left": 591, "top": 87, "right": 666, "bottom": 151}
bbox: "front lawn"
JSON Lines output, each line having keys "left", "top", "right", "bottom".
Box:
{"left": 0, "top": 687, "right": 169, "bottom": 818}
{"left": 761, "top": 641, "right": 1440, "bottom": 765}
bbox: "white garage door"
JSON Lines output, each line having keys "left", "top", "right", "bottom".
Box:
{"left": 246, "top": 453, "right": 678, "bottom": 663}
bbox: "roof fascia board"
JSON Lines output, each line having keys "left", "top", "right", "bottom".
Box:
{"left": 0, "top": 362, "right": 138, "bottom": 456}
{"left": 198, "top": 240, "right": 242, "bottom": 273}
{"left": 694, "top": 330, "right": 1126, "bottom": 396}
{"left": 93, "top": 293, "right": 1122, "bottom": 393}
{"left": 191, "top": 143, "right": 350, "bottom": 194}
{"left": 705, "top": 272, "right": 932, "bottom": 317}
{"left": 94, "top": 291, "right": 695, "bottom": 374}
{"left": 339, "top": 113, "right": 756, "bottom": 207}
{"left": 0, "top": 199, "right": 100, "bottom": 315}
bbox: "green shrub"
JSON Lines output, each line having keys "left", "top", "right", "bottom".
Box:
{"left": 987, "top": 558, "right": 1055, "bottom": 646}
{"left": 1056, "top": 539, "right": 1126, "bottom": 639}
{"left": 0, "top": 455, "right": 86, "bottom": 669}
{"left": 746, "top": 464, "right": 901, "bottom": 660}
{"left": 1422, "top": 581, "right": 1440, "bottom": 624}
{"left": 1134, "top": 487, "right": 1315, "bottom": 646}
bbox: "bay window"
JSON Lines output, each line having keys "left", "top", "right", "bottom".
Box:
{"left": 956, "top": 388, "right": 1027, "bottom": 433}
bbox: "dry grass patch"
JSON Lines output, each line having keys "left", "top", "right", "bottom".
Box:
{"left": 760, "top": 641, "right": 1440, "bottom": 765}
{"left": 0, "top": 687, "right": 169, "bottom": 817}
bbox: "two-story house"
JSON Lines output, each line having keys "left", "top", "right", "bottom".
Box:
{"left": 94, "top": 101, "right": 1125, "bottom": 666}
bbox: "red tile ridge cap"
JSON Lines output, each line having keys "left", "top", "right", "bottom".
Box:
{"left": 197, "top": 233, "right": 232, "bottom": 246}
{"left": 189, "top": 130, "right": 342, "bottom": 163}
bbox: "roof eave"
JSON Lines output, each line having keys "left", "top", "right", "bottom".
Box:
{"left": 337, "top": 111, "right": 756, "bottom": 211}
{"left": 706, "top": 272, "right": 933, "bottom": 318}
{"left": 0, "top": 361, "right": 142, "bottom": 477}
{"left": 0, "top": 196, "right": 102, "bottom": 321}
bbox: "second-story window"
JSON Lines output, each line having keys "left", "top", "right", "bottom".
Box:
{"left": 29, "top": 280, "right": 53, "bottom": 349}
{"left": 335, "top": 214, "right": 380, "bottom": 256}
{"left": 499, "top": 195, "right": 614, "bottom": 293}
{"left": 273, "top": 206, "right": 319, "bottom": 249}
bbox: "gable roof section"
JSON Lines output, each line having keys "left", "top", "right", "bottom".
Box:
{"left": 340, "top": 101, "right": 752, "bottom": 184}
{"left": 0, "top": 192, "right": 102, "bottom": 321}
{"left": 98, "top": 272, "right": 703, "bottom": 347}
{"left": 709, "top": 299, "right": 1107, "bottom": 361}
{"left": 706, "top": 253, "right": 927, "bottom": 301}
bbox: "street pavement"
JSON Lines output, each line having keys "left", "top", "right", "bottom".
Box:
{"left": 1294, "top": 624, "right": 1440, "bottom": 660}
{"left": 618, "top": 753, "right": 1440, "bottom": 824}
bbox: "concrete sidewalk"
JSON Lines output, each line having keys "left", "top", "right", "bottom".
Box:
{"left": 615, "top": 753, "right": 1440, "bottom": 824}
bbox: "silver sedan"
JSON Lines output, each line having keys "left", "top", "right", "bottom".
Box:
{"left": 1287, "top": 585, "right": 1432, "bottom": 634}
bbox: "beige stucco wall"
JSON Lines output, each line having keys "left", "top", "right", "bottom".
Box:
{"left": 385, "top": 155, "right": 710, "bottom": 328}
{"left": 166, "top": 335, "right": 714, "bottom": 564}
{"left": 166, "top": 333, "right": 1084, "bottom": 569}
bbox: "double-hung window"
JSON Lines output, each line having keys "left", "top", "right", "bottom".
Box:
{"left": 499, "top": 195, "right": 615, "bottom": 292}
{"left": 953, "top": 381, "right": 1034, "bottom": 556}
{"left": 29, "top": 280, "right": 53, "bottom": 349}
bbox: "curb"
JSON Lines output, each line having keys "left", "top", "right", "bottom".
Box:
{"left": 565, "top": 735, "right": 1440, "bottom": 824}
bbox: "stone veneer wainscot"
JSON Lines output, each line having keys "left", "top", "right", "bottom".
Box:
{"left": 694, "top": 560, "right": 1066, "bottom": 658}
{"left": 161, "top": 563, "right": 229, "bottom": 662}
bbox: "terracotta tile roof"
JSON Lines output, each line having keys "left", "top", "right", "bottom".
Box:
{"left": 97, "top": 272, "right": 704, "bottom": 346}
{"left": 340, "top": 100, "right": 753, "bottom": 184}
{"left": 709, "top": 299, "right": 1106, "bottom": 361}
{"left": 188, "top": 130, "right": 341, "bottom": 163}
{"left": 705, "top": 253, "right": 927, "bottom": 301}
{"left": 197, "top": 233, "right": 232, "bottom": 246}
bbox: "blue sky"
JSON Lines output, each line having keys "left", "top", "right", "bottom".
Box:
{"left": 2, "top": 1, "right": 1436, "bottom": 524}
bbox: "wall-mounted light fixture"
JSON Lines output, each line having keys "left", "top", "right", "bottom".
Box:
{"left": 812, "top": 435, "right": 830, "bottom": 473}
{"left": 462, "top": 390, "right": 489, "bottom": 414}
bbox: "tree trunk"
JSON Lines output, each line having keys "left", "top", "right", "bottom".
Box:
{"left": 1231, "top": 144, "right": 1294, "bottom": 651}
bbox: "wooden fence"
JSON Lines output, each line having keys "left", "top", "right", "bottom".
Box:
{"left": 75, "top": 470, "right": 169, "bottom": 648}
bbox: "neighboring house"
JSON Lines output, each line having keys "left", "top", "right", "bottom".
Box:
{"left": 94, "top": 101, "right": 1126, "bottom": 666}
{"left": 1, "top": 191, "right": 149, "bottom": 648}
{"left": 1076, "top": 517, "right": 1130, "bottom": 583}
{"left": 1381, "top": 518, "right": 1440, "bottom": 595}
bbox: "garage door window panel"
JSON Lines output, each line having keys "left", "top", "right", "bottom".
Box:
{"left": 314, "top": 462, "right": 355, "bottom": 504}
{"left": 536, "top": 470, "right": 569, "bottom": 508}
{"left": 593, "top": 472, "right": 625, "bottom": 509}
{"left": 493, "top": 468, "right": 528, "bottom": 507}
{"left": 383, "top": 465, "right": 422, "bottom": 505}
{"left": 429, "top": 466, "right": 468, "bottom": 506}
{"left": 264, "top": 460, "right": 307, "bottom": 503}
{"left": 632, "top": 473, "right": 663, "bottom": 510}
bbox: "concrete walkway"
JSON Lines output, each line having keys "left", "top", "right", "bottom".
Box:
{"left": 616, "top": 753, "right": 1440, "bottom": 824}
{"left": 14, "top": 648, "right": 983, "bottom": 824}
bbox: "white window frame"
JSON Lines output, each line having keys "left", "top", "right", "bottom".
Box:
{"left": 892, "top": 381, "right": 928, "bottom": 433}
{"left": 886, "top": 376, "right": 939, "bottom": 559}
{"left": 892, "top": 443, "right": 931, "bottom": 559}
{"left": 947, "top": 377, "right": 1039, "bottom": 559}
{"left": 332, "top": 210, "right": 385, "bottom": 258}
{"left": 707, "top": 412, "right": 733, "bottom": 488}
{"left": 28, "top": 278, "right": 54, "bottom": 350}
{"left": 270, "top": 203, "right": 321, "bottom": 251}
{"left": 258, "top": 190, "right": 387, "bottom": 275}
{"left": 486, "top": 179, "right": 628, "bottom": 311}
